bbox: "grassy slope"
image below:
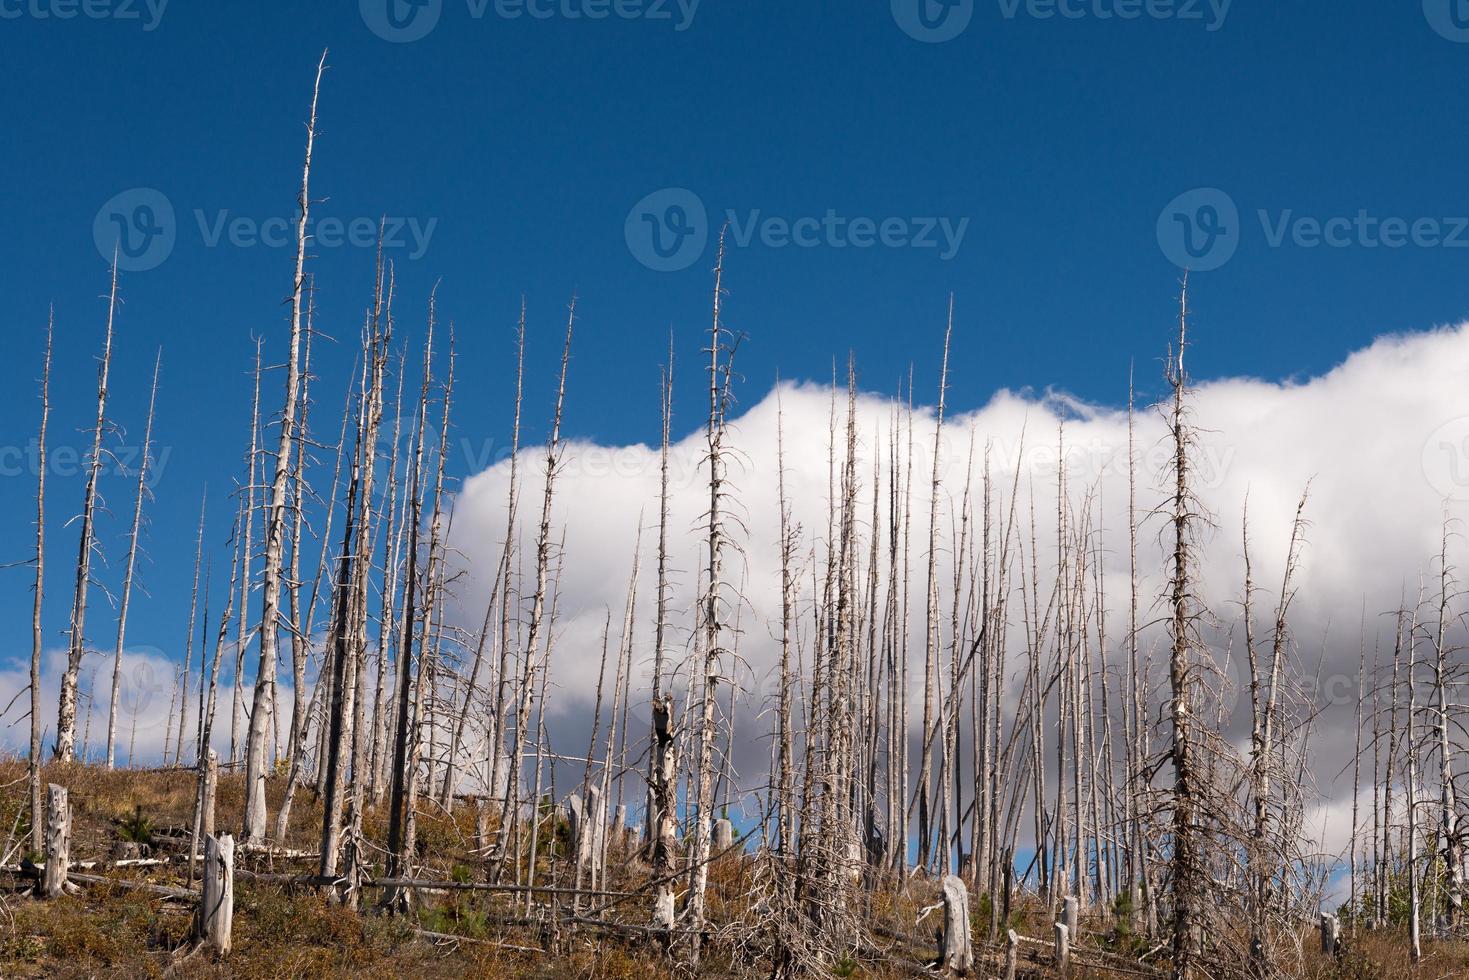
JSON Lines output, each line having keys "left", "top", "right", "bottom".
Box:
{"left": 0, "top": 762, "right": 1462, "bottom": 978}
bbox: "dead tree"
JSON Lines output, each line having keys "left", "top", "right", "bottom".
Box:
{"left": 29, "top": 312, "right": 52, "bottom": 851}
{"left": 499, "top": 300, "right": 575, "bottom": 884}
{"left": 1164, "top": 279, "right": 1203, "bottom": 980}
{"left": 191, "top": 506, "right": 242, "bottom": 881}
{"left": 176, "top": 491, "right": 207, "bottom": 766}
{"left": 1430, "top": 521, "right": 1463, "bottom": 931}
{"left": 1405, "top": 602, "right": 1422, "bottom": 964}
{"left": 1243, "top": 488, "right": 1310, "bottom": 976}
{"left": 687, "top": 238, "right": 735, "bottom": 961}
{"left": 243, "top": 51, "right": 327, "bottom": 843}
{"left": 939, "top": 874, "right": 974, "bottom": 973}
{"left": 647, "top": 341, "right": 679, "bottom": 935}
{"left": 319, "top": 260, "right": 391, "bottom": 896}
{"left": 381, "top": 299, "right": 440, "bottom": 913}
{"left": 56, "top": 259, "right": 119, "bottom": 762}
{"left": 42, "top": 783, "right": 70, "bottom": 899}
{"left": 285, "top": 291, "right": 318, "bottom": 769}
{"left": 197, "top": 833, "right": 234, "bottom": 954}
{"left": 106, "top": 350, "right": 161, "bottom": 768}
{"left": 917, "top": 303, "right": 952, "bottom": 870}
{"left": 230, "top": 339, "right": 262, "bottom": 767}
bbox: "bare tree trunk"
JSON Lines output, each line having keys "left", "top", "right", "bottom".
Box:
{"left": 232, "top": 339, "right": 263, "bottom": 768}
{"left": 483, "top": 310, "right": 525, "bottom": 824}
{"left": 1431, "top": 521, "right": 1463, "bottom": 932}
{"left": 106, "top": 351, "right": 161, "bottom": 767}
{"left": 29, "top": 313, "right": 52, "bottom": 851}
{"left": 243, "top": 52, "right": 327, "bottom": 843}
{"left": 285, "top": 294, "right": 318, "bottom": 768}
{"left": 502, "top": 301, "right": 574, "bottom": 886}
{"left": 1165, "top": 280, "right": 1200, "bottom": 980}
{"left": 370, "top": 350, "right": 408, "bottom": 804}
{"left": 197, "top": 833, "right": 234, "bottom": 954}
{"left": 192, "top": 507, "right": 242, "bottom": 880}
{"left": 43, "top": 784, "right": 70, "bottom": 899}
{"left": 382, "top": 300, "right": 441, "bottom": 913}
{"left": 917, "top": 300, "right": 952, "bottom": 870}
{"left": 176, "top": 491, "right": 207, "bottom": 767}
{"left": 56, "top": 260, "right": 119, "bottom": 762}
{"left": 1405, "top": 604, "right": 1422, "bottom": 964}
{"left": 687, "top": 238, "right": 733, "bottom": 961}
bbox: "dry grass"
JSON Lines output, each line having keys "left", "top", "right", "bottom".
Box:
{"left": 2, "top": 764, "right": 1465, "bottom": 978}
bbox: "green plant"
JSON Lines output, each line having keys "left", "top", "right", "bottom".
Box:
{"left": 117, "top": 805, "right": 153, "bottom": 846}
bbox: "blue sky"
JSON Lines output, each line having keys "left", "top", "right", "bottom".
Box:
{"left": 3, "top": 0, "right": 1469, "bottom": 668}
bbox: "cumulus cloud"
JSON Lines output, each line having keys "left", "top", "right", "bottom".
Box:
{"left": 6, "top": 320, "right": 1466, "bottom": 876}
{"left": 0, "top": 643, "right": 294, "bottom": 769}
{"left": 441, "top": 321, "right": 1469, "bottom": 848}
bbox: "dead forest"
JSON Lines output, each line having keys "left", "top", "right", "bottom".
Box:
{"left": 5, "top": 59, "right": 1469, "bottom": 980}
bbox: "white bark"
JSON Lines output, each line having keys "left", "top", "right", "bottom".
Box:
{"left": 243, "top": 52, "right": 326, "bottom": 843}
{"left": 106, "top": 351, "right": 160, "bottom": 768}
{"left": 57, "top": 261, "right": 118, "bottom": 762}
{"left": 197, "top": 833, "right": 235, "bottom": 954}
{"left": 940, "top": 874, "right": 973, "bottom": 973}
{"left": 42, "top": 784, "right": 70, "bottom": 899}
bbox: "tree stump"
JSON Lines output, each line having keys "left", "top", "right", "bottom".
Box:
{"left": 197, "top": 833, "right": 234, "bottom": 954}
{"left": 567, "top": 787, "right": 607, "bottom": 885}
{"left": 713, "top": 817, "right": 734, "bottom": 852}
{"left": 587, "top": 786, "right": 606, "bottom": 882}
{"left": 1003, "top": 928, "right": 1018, "bottom": 980}
{"left": 1320, "top": 912, "right": 1340, "bottom": 956}
{"left": 1063, "top": 894, "right": 1079, "bottom": 941}
{"left": 939, "top": 874, "right": 973, "bottom": 974}
{"left": 42, "top": 784, "right": 70, "bottom": 899}
{"left": 1054, "top": 921, "right": 1070, "bottom": 972}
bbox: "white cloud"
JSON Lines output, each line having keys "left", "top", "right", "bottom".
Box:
{"left": 441, "top": 321, "right": 1469, "bottom": 850}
